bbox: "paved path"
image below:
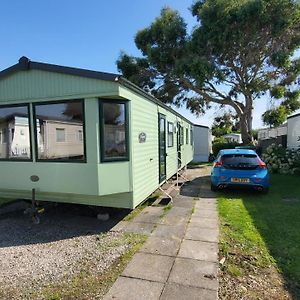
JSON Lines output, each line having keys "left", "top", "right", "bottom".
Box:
{"left": 105, "top": 167, "right": 219, "bottom": 300}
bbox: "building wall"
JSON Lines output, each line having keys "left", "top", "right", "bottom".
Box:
{"left": 193, "top": 126, "right": 211, "bottom": 162}
{"left": 0, "top": 68, "right": 193, "bottom": 209}
{"left": 258, "top": 125, "right": 287, "bottom": 141}
{"left": 222, "top": 133, "right": 242, "bottom": 143}
{"left": 287, "top": 115, "right": 300, "bottom": 149}
{"left": 120, "top": 86, "right": 193, "bottom": 207}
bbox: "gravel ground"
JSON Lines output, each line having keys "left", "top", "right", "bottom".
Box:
{"left": 0, "top": 202, "right": 133, "bottom": 299}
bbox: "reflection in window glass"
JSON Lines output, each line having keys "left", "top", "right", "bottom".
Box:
{"left": 56, "top": 128, "right": 65, "bottom": 142}
{"left": 34, "top": 100, "right": 85, "bottom": 161}
{"left": 101, "top": 102, "right": 127, "bottom": 160}
{"left": 0, "top": 105, "right": 31, "bottom": 159}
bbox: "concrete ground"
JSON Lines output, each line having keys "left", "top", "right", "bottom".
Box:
{"left": 105, "top": 166, "right": 219, "bottom": 300}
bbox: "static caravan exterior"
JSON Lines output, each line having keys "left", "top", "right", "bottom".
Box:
{"left": 193, "top": 124, "right": 212, "bottom": 162}
{"left": 0, "top": 57, "right": 193, "bottom": 209}
{"left": 287, "top": 113, "right": 300, "bottom": 149}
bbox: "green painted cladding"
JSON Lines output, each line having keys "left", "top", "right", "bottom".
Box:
{"left": 120, "top": 86, "right": 159, "bottom": 207}
{"left": 0, "top": 69, "right": 118, "bottom": 103}
{"left": 0, "top": 66, "right": 194, "bottom": 209}
{"left": 120, "top": 86, "right": 193, "bottom": 207}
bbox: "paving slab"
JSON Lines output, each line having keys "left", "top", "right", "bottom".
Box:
{"left": 195, "top": 202, "right": 217, "bottom": 210}
{"left": 196, "top": 197, "right": 217, "bottom": 203}
{"left": 103, "top": 277, "right": 164, "bottom": 300}
{"left": 172, "top": 198, "right": 194, "bottom": 209}
{"left": 151, "top": 224, "right": 186, "bottom": 239}
{"left": 178, "top": 239, "right": 218, "bottom": 262}
{"left": 189, "top": 217, "right": 218, "bottom": 229}
{"left": 122, "top": 252, "right": 175, "bottom": 283}
{"left": 160, "top": 283, "right": 218, "bottom": 300}
{"left": 139, "top": 236, "right": 181, "bottom": 257}
{"left": 158, "top": 214, "right": 189, "bottom": 226}
{"left": 112, "top": 221, "right": 154, "bottom": 235}
{"left": 192, "top": 209, "right": 218, "bottom": 219}
{"left": 131, "top": 212, "right": 162, "bottom": 224}
{"left": 166, "top": 206, "right": 192, "bottom": 217}
{"left": 185, "top": 226, "right": 219, "bottom": 243}
{"left": 168, "top": 257, "right": 218, "bottom": 290}
{"left": 104, "top": 168, "right": 219, "bottom": 300}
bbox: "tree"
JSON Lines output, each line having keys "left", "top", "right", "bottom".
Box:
{"left": 262, "top": 90, "right": 300, "bottom": 126}
{"left": 117, "top": 0, "right": 300, "bottom": 144}
{"left": 262, "top": 105, "right": 288, "bottom": 127}
{"left": 211, "top": 112, "right": 239, "bottom": 137}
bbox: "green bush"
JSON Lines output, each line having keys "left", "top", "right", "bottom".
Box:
{"left": 212, "top": 141, "right": 239, "bottom": 156}
{"left": 262, "top": 144, "right": 300, "bottom": 175}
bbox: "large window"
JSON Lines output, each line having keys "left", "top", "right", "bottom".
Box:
{"left": 33, "top": 100, "right": 85, "bottom": 161}
{"left": 167, "top": 122, "right": 174, "bottom": 147}
{"left": 0, "top": 104, "right": 31, "bottom": 160}
{"left": 100, "top": 100, "right": 128, "bottom": 162}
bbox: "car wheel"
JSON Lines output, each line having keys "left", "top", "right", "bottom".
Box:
{"left": 211, "top": 183, "right": 218, "bottom": 191}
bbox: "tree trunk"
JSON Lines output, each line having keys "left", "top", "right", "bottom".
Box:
{"left": 240, "top": 113, "right": 252, "bottom": 144}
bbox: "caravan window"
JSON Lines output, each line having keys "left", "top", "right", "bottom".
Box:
{"left": 0, "top": 104, "right": 31, "bottom": 160}
{"left": 167, "top": 122, "right": 174, "bottom": 147}
{"left": 99, "top": 100, "right": 129, "bottom": 162}
{"left": 33, "top": 100, "right": 85, "bottom": 162}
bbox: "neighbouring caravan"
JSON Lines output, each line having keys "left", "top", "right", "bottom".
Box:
{"left": 222, "top": 133, "right": 242, "bottom": 144}
{"left": 287, "top": 113, "right": 300, "bottom": 149}
{"left": 0, "top": 57, "right": 194, "bottom": 209}
{"left": 193, "top": 124, "right": 212, "bottom": 162}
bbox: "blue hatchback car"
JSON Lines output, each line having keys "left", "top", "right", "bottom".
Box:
{"left": 211, "top": 149, "right": 269, "bottom": 193}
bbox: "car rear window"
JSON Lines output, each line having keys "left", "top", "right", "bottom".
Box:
{"left": 221, "top": 154, "right": 259, "bottom": 169}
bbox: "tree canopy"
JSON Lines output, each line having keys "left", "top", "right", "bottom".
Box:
{"left": 211, "top": 112, "right": 240, "bottom": 137}
{"left": 117, "top": 0, "right": 300, "bottom": 143}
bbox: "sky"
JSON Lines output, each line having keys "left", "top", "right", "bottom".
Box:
{"left": 0, "top": 0, "right": 298, "bottom": 129}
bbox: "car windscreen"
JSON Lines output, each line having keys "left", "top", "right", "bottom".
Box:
{"left": 221, "top": 154, "right": 259, "bottom": 169}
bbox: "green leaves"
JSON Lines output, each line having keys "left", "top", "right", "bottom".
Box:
{"left": 262, "top": 106, "right": 288, "bottom": 127}
{"left": 116, "top": 0, "right": 300, "bottom": 143}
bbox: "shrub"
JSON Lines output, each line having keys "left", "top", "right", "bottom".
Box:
{"left": 212, "top": 141, "right": 239, "bottom": 156}
{"left": 262, "top": 144, "right": 300, "bottom": 175}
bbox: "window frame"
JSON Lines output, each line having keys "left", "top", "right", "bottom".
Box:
{"left": 167, "top": 122, "right": 174, "bottom": 147}
{"left": 99, "top": 99, "right": 129, "bottom": 163}
{"left": 33, "top": 99, "right": 87, "bottom": 163}
{"left": 0, "top": 103, "right": 33, "bottom": 162}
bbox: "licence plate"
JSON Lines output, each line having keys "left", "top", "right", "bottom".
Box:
{"left": 231, "top": 178, "right": 250, "bottom": 183}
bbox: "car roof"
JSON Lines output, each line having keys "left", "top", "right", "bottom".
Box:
{"left": 219, "top": 149, "right": 257, "bottom": 155}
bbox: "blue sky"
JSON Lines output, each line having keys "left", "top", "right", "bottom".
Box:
{"left": 0, "top": 1, "right": 297, "bottom": 128}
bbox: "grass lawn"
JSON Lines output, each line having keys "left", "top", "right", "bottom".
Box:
{"left": 218, "top": 174, "right": 300, "bottom": 299}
